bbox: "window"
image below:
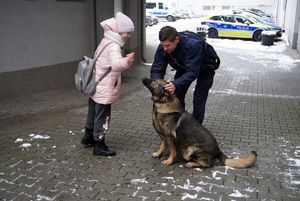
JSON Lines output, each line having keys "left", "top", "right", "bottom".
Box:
{"left": 235, "top": 16, "right": 245, "bottom": 23}
{"left": 203, "top": 6, "right": 211, "bottom": 10}
{"left": 158, "top": 2, "right": 163, "bottom": 9}
{"left": 222, "top": 6, "right": 230, "bottom": 10}
{"left": 145, "top": 2, "right": 156, "bottom": 9}
{"left": 224, "top": 16, "right": 235, "bottom": 23}
{"left": 234, "top": 16, "right": 252, "bottom": 24}
{"left": 210, "top": 16, "right": 223, "bottom": 21}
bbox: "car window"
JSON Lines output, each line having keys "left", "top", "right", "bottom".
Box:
{"left": 244, "top": 18, "right": 253, "bottom": 24}
{"left": 234, "top": 16, "right": 245, "bottom": 23}
{"left": 234, "top": 16, "right": 252, "bottom": 24}
{"left": 223, "top": 15, "right": 235, "bottom": 23}
{"left": 145, "top": 3, "right": 156, "bottom": 9}
{"left": 158, "top": 3, "right": 163, "bottom": 9}
{"left": 210, "top": 16, "right": 223, "bottom": 21}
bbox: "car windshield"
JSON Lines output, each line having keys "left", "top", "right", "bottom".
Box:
{"left": 208, "top": 13, "right": 265, "bottom": 25}
{"left": 245, "top": 15, "right": 263, "bottom": 23}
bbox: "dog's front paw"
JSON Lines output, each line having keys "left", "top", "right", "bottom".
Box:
{"left": 152, "top": 152, "right": 161, "bottom": 158}
{"left": 162, "top": 159, "right": 173, "bottom": 166}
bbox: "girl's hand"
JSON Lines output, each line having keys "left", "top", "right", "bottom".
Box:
{"left": 126, "top": 52, "right": 135, "bottom": 65}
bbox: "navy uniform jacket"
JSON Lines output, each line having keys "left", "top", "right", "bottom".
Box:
{"left": 150, "top": 33, "right": 206, "bottom": 91}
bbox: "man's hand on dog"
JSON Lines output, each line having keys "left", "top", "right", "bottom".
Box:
{"left": 164, "top": 81, "right": 175, "bottom": 94}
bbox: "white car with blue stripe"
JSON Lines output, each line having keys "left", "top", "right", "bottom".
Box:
{"left": 145, "top": 1, "right": 180, "bottom": 22}
{"left": 197, "top": 14, "right": 283, "bottom": 41}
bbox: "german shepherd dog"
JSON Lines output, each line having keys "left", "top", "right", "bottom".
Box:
{"left": 142, "top": 77, "right": 257, "bottom": 168}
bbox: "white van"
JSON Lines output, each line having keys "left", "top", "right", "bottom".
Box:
{"left": 145, "top": 1, "right": 180, "bottom": 22}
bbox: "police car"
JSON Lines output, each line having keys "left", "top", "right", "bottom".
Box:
{"left": 145, "top": 1, "right": 180, "bottom": 22}
{"left": 197, "top": 13, "right": 283, "bottom": 41}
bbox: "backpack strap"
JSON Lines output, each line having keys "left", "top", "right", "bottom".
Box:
{"left": 93, "top": 42, "right": 114, "bottom": 61}
{"left": 181, "top": 30, "right": 208, "bottom": 54}
{"left": 92, "top": 42, "right": 114, "bottom": 83}
{"left": 96, "top": 67, "right": 112, "bottom": 84}
{"left": 181, "top": 31, "right": 220, "bottom": 71}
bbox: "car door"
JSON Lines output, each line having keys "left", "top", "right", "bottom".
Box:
{"left": 232, "top": 15, "right": 255, "bottom": 38}
{"left": 218, "top": 15, "right": 237, "bottom": 37}
{"left": 206, "top": 15, "right": 227, "bottom": 37}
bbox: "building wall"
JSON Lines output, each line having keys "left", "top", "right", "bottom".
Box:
{"left": 123, "top": 0, "right": 143, "bottom": 61}
{"left": 285, "top": 0, "right": 300, "bottom": 49}
{"left": 169, "top": 0, "right": 275, "bottom": 17}
{"left": 276, "top": 0, "right": 300, "bottom": 51}
{"left": 0, "top": 0, "right": 144, "bottom": 99}
{"left": 0, "top": 0, "right": 95, "bottom": 98}
{"left": 0, "top": 0, "right": 95, "bottom": 73}
{"left": 298, "top": 23, "right": 300, "bottom": 52}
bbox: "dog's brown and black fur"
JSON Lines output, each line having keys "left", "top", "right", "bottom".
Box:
{"left": 142, "top": 77, "right": 257, "bottom": 168}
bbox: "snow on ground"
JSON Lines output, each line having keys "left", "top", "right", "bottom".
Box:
{"left": 129, "top": 164, "right": 258, "bottom": 200}
{"left": 208, "top": 35, "right": 298, "bottom": 71}
{"left": 14, "top": 133, "right": 51, "bottom": 149}
{"left": 7, "top": 18, "right": 299, "bottom": 200}
{"left": 140, "top": 18, "right": 300, "bottom": 200}
{"left": 146, "top": 18, "right": 300, "bottom": 71}
{"left": 14, "top": 131, "right": 79, "bottom": 150}
{"left": 127, "top": 137, "right": 300, "bottom": 200}
{"left": 276, "top": 137, "right": 300, "bottom": 186}
{"left": 229, "top": 189, "right": 250, "bottom": 198}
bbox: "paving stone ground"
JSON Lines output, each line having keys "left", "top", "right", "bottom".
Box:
{"left": 0, "top": 40, "right": 299, "bottom": 201}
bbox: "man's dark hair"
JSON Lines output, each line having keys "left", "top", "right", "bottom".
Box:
{"left": 159, "top": 26, "right": 179, "bottom": 42}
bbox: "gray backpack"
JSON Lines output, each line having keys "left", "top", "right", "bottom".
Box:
{"left": 75, "top": 42, "right": 113, "bottom": 96}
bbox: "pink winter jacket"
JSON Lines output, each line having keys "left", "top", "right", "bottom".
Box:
{"left": 90, "top": 37, "right": 131, "bottom": 104}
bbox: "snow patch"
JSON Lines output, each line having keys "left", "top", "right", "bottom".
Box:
{"left": 276, "top": 137, "right": 300, "bottom": 188}
{"left": 15, "top": 133, "right": 51, "bottom": 150}
{"left": 130, "top": 178, "right": 148, "bottom": 185}
{"left": 31, "top": 134, "right": 50, "bottom": 139}
{"left": 182, "top": 192, "right": 197, "bottom": 200}
{"left": 287, "top": 158, "right": 300, "bottom": 167}
{"left": 151, "top": 189, "right": 171, "bottom": 196}
{"left": 37, "top": 195, "right": 53, "bottom": 201}
{"left": 162, "top": 176, "right": 174, "bottom": 180}
{"left": 177, "top": 179, "right": 204, "bottom": 200}
{"left": 245, "top": 187, "right": 257, "bottom": 193}
{"left": 15, "top": 138, "right": 24, "bottom": 143}
{"left": 229, "top": 190, "right": 250, "bottom": 198}
{"left": 21, "top": 143, "right": 31, "bottom": 148}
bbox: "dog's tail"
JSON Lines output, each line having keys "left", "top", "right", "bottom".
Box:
{"left": 219, "top": 151, "right": 257, "bottom": 168}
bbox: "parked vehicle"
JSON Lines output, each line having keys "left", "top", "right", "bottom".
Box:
{"left": 178, "top": 9, "right": 191, "bottom": 19}
{"left": 247, "top": 8, "right": 273, "bottom": 19}
{"left": 145, "top": 12, "right": 159, "bottom": 27}
{"left": 145, "top": 0, "right": 180, "bottom": 22}
{"left": 145, "top": 15, "right": 154, "bottom": 27}
{"left": 232, "top": 9, "right": 273, "bottom": 23}
{"left": 198, "top": 13, "right": 283, "bottom": 41}
{"left": 150, "top": 13, "right": 159, "bottom": 25}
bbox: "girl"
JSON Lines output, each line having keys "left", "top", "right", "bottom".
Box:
{"left": 81, "top": 12, "right": 135, "bottom": 156}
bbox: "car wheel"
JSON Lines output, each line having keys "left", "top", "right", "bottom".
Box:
{"left": 166, "top": 15, "right": 175, "bottom": 22}
{"left": 253, "top": 30, "right": 262, "bottom": 41}
{"left": 208, "top": 28, "right": 218, "bottom": 38}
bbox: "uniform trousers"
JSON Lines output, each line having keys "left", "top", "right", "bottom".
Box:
{"left": 174, "top": 71, "right": 215, "bottom": 124}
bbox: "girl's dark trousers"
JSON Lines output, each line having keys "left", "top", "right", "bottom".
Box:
{"left": 85, "top": 98, "right": 111, "bottom": 141}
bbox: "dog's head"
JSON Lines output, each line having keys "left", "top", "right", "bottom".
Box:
{"left": 142, "top": 77, "right": 172, "bottom": 103}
